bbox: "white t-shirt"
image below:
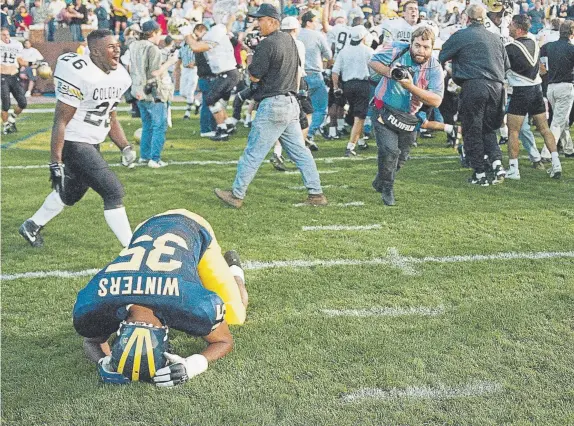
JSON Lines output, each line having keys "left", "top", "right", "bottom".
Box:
{"left": 327, "top": 24, "right": 352, "bottom": 58}
{"left": 53, "top": 53, "right": 131, "bottom": 145}
{"left": 295, "top": 38, "right": 306, "bottom": 77}
{"left": 380, "top": 17, "right": 415, "bottom": 44}
{"left": 0, "top": 39, "right": 23, "bottom": 69}
{"left": 202, "top": 23, "right": 236, "bottom": 74}
{"left": 21, "top": 47, "right": 44, "bottom": 64}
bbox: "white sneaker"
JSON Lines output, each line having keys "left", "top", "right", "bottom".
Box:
{"left": 506, "top": 166, "right": 521, "bottom": 180}
{"left": 148, "top": 160, "right": 168, "bottom": 168}
{"left": 200, "top": 131, "right": 216, "bottom": 137}
{"left": 25, "top": 91, "right": 31, "bottom": 97}
{"left": 547, "top": 164, "right": 562, "bottom": 179}
{"left": 138, "top": 157, "right": 149, "bottom": 164}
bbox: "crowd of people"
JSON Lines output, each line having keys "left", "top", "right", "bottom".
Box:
{"left": 5, "top": 0, "right": 573, "bottom": 387}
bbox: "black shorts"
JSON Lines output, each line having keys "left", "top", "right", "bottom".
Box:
{"left": 507, "top": 85, "right": 546, "bottom": 117}
{"left": 204, "top": 68, "right": 240, "bottom": 106}
{"left": 114, "top": 15, "right": 128, "bottom": 23}
{"left": 298, "top": 95, "right": 313, "bottom": 115}
{"left": 60, "top": 141, "right": 124, "bottom": 208}
{"left": 1, "top": 73, "right": 27, "bottom": 111}
{"left": 343, "top": 79, "right": 371, "bottom": 119}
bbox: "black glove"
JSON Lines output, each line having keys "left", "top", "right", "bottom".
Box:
{"left": 334, "top": 88, "right": 343, "bottom": 99}
{"left": 49, "top": 162, "right": 65, "bottom": 193}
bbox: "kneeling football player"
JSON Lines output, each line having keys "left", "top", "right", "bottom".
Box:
{"left": 72, "top": 209, "right": 248, "bottom": 387}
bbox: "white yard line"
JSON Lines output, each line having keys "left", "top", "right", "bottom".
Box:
{"left": 3, "top": 249, "right": 573, "bottom": 281}
{"left": 289, "top": 185, "right": 349, "bottom": 190}
{"left": 1, "top": 156, "right": 465, "bottom": 170}
{"left": 292, "top": 201, "right": 364, "bottom": 207}
{"left": 341, "top": 381, "right": 502, "bottom": 403}
{"left": 322, "top": 305, "right": 445, "bottom": 318}
{"left": 302, "top": 224, "right": 381, "bottom": 231}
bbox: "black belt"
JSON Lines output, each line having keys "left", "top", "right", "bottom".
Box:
{"left": 1, "top": 73, "right": 18, "bottom": 77}
{"left": 260, "top": 93, "right": 295, "bottom": 101}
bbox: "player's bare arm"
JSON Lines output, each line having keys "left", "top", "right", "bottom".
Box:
{"left": 200, "top": 320, "right": 234, "bottom": 363}
{"left": 108, "top": 110, "right": 130, "bottom": 150}
{"left": 50, "top": 101, "right": 77, "bottom": 163}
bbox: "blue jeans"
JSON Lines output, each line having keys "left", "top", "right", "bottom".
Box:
{"left": 198, "top": 78, "right": 216, "bottom": 133}
{"left": 232, "top": 95, "right": 323, "bottom": 199}
{"left": 47, "top": 19, "right": 55, "bottom": 41}
{"left": 304, "top": 72, "right": 328, "bottom": 138}
{"left": 138, "top": 100, "right": 167, "bottom": 162}
{"left": 518, "top": 114, "right": 542, "bottom": 162}
{"left": 70, "top": 24, "right": 83, "bottom": 41}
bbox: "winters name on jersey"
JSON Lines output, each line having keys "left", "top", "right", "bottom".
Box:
{"left": 98, "top": 276, "right": 180, "bottom": 297}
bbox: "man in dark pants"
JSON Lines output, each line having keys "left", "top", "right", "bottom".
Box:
{"left": 368, "top": 26, "right": 444, "bottom": 206}
{"left": 439, "top": 4, "right": 509, "bottom": 186}
{"left": 214, "top": 4, "right": 325, "bottom": 208}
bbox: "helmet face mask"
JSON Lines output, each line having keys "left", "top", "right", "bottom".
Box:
{"left": 110, "top": 322, "right": 170, "bottom": 382}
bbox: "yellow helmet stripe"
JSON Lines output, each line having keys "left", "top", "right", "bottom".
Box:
{"left": 131, "top": 329, "right": 148, "bottom": 381}
{"left": 144, "top": 332, "right": 157, "bottom": 377}
{"left": 116, "top": 330, "right": 140, "bottom": 374}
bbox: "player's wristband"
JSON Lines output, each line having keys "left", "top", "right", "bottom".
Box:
{"left": 184, "top": 354, "right": 208, "bottom": 378}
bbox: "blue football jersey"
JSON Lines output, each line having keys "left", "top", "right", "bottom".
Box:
{"left": 73, "top": 213, "right": 226, "bottom": 338}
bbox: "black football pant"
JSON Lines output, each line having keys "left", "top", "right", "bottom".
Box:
{"left": 459, "top": 79, "right": 504, "bottom": 174}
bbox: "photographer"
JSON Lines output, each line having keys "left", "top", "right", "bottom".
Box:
{"left": 214, "top": 4, "right": 326, "bottom": 208}
{"left": 369, "top": 26, "right": 444, "bottom": 206}
{"left": 129, "top": 20, "right": 169, "bottom": 168}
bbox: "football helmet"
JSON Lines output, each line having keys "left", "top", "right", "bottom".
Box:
{"left": 37, "top": 62, "right": 53, "bottom": 80}
{"left": 109, "top": 322, "right": 169, "bottom": 382}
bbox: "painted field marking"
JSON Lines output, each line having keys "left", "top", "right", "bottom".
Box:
{"left": 302, "top": 224, "right": 381, "bottom": 232}
{"left": 1, "top": 155, "right": 468, "bottom": 170}
{"left": 341, "top": 381, "right": 502, "bottom": 403}
{"left": 289, "top": 185, "right": 349, "bottom": 190}
{"left": 293, "top": 201, "right": 364, "bottom": 207}
{"left": 3, "top": 249, "right": 573, "bottom": 281}
{"left": 322, "top": 305, "right": 445, "bottom": 318}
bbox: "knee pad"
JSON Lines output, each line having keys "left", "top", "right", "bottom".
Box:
{"left": 17, "top": 98, "right": 27, "bottom": 110}
{"left": 209, "top": 99, "right": 226, "bottom": 114}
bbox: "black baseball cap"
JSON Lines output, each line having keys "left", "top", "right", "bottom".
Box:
{"left": 249, "top": 3, "right": 281, "bottom": 21}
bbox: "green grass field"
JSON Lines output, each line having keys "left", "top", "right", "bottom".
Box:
{"left": 2, "top": 106, "right": 574, "bottom": 425}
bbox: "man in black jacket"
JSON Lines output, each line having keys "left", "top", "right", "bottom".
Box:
{"left": 439, "top": 4, "right": 509, "bottom": 186}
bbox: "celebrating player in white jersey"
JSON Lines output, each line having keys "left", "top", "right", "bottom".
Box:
{"left": 327, "top": 17, "right": 352, "bottom": 59}
{"left": 378, "top": 0, "right": 419, "bottom": 45}
{"left": 0, "top": 27, "right": 27, "bottom": 134}
{"left": 19, "top": 30, "right": 136, "bottom": 249}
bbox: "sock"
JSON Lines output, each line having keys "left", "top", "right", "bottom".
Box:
{"left": 30, "top": 190, "right": 65, "bottom": 227}
{"left": 229, "top": 265, "right": 245, "bottom": 283}
{"left": 346, "top": 142, "right": 356, "bottom": 150}
{"left": 226, "top": 117, "right": 238, "bottom": 126}
{"left": 8, "top": 115, "right": 16, "bottom": 124}
{"left": 244, "top": 114, "right": 251, "bottom": 123}
{"left": 476, "top": 172, "right": 486, "bottom": 179}
{"left": 218, "top": 123, "right": 227, "bottom": 131}
{"left": 499, "top": 126, "right": 508, "bottom": 139}
{"left": 492, "top": 159, "right": 502, "bottom": 168}
{"left": 104, "top": 207, "right": 132, "bottom": 247}
{"left": 329, "top": 126, "right": 337, "bottom": 137}
{"left": 358, "top": 138, "right": 366, "bottom": 147}
{"left": 509, "top": 158, "right": 518, "bottom": 168}
{"left": 444, "top": 124, "right": 453, "bottom": 134}
{"left": 551, "top": 151, "right": 561, "bottom": 167}
{"left": 337, "top": 119, "right": 345, "bottom": 130}
{"left": 274, "top": 143, "right": 282, "bottom": 157}
{"left": 186, "top": 103, "right": 192, "bottom": 111}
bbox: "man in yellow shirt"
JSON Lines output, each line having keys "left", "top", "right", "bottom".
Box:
{"left": 112, "top": 0, "right": 132, "bottom": 36}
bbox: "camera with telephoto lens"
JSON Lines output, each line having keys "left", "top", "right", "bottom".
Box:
{"left": 144, "top": 80, "right": 158, "bottom": 95}
{"left": 391, "top": 65, "right": 414, "bottom": 81}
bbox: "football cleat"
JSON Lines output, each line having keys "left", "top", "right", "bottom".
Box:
{"left": 547, "top": 164, "right": 562, "bottom": 179}
{"left": 381, "top": 184, "right": 395, "bottom": 206}
{"left": 183, "top": 110, "right": 191, "bottom": 120}
{"left": 532, "top": 161, "right": 545, "bottom": 170}
{"left": 270, "top": 153, "right": 287, "bottom": 171}
{"left": 305, "top": 138, "right": 319, "bottom": 151}
{"left": 492, "top": 165, "right": 506, "bottom": 184}
{"left": 19, "top": 219, "right": 44, "bottom": 247}
{"left": 225, "top": 123, "right": 237, "bottom": 135}
{"left": 468, "top": 173, "right": 490, "bottom": 186}
{"left": 224, "top": 250, "right": 242, "bottom": 269}
{"left": 358, "top": 141, "right": 369, "bottom": 150}
{"left": 505, "top": 166, "right": 521, "bottom": 180}
{"left": 498, "top": 137, "right": 508, "bottom": 145}
{"left": 345, "top": 148, "right": 357, "bottom": 157}
{"left": 211, "top": 128, "right": 229, "bottom": 142}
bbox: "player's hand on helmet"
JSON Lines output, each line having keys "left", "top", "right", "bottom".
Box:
{"left": 121, "top": 145, "right": 136, "bottom": 167}
{"left": 153, "top": 353, "right": 208, "bottom": 388}
{"left": 333, "top": 88, "right": 343, "bottom": 99}
{"left": 49, "top": 162, "right": 65, "bottom": 193}
{"left": 98, "top": 355, "right": 130, "bottom": 385}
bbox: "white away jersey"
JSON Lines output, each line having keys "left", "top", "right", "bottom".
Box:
{"left": 203, "top": 24, "right": 236, "bottom": 74}
{"left": 327, "top": 24, "right": 352, "bottom": 58}
{"left": 380, "top": 18, "right": 415, "bottom": 44}
{"left": 54, "top": 53, "right": 131, "bottom": 145}
{"left": 484, "top": 14, "right": 512, "bottom": 45}
{"left": 0, "top": 39, "right": 23, "bottom": 67}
